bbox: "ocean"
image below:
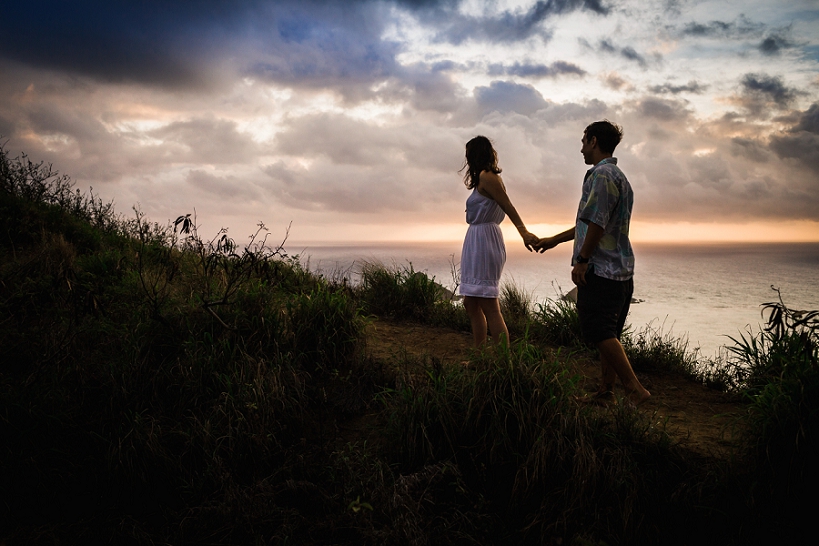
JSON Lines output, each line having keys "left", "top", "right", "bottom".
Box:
{"left": 289, "top": 240, "right": 819, "bottom": 359}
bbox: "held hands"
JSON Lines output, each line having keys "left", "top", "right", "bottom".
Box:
{"left": 533, "top": 236, "right": 558, "bottom": 253}
{"left": 521, "top": 230, "right": 539, "bottom": 252}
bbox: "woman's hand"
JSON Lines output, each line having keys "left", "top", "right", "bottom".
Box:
{"left": 522, "top": 230, "right": 539, "bottom": 251}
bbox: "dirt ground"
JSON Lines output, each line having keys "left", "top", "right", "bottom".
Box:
{"left": 365, "top": 318, "right": 742, "bottom": 458}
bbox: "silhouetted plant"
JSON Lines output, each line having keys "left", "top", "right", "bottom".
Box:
{"left": 358, "top": 261, "right": 447, "bottom": 322}
{"left": 529, "top": 294, "right": 584, "bottom": 348}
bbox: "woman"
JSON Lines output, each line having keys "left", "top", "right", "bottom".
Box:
{"left": 459, "top": 136, "right": 538, "bottom": 347}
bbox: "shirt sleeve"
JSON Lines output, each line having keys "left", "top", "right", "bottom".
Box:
{"left": 578, "top": 169, "right": 620, "bottom": 229}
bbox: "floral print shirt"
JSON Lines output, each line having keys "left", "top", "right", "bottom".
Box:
{"left": 573, "top": 157, "right": 635, "bottom": 281}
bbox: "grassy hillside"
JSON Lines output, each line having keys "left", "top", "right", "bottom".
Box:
{"left": 1, "top": 144, "right": 817, "bottom": 544}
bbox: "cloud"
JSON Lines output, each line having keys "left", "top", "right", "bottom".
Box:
{"left": 792, "top": 102, "right": 819, "bottom": 134}
{"left": 649, "top": 80, "right": 708, "bottom": 94}
{"left": 264, "top": 111, "right": 464, "bottom": 214}
{"left": 759, "top": 33, "right": 795, "bottom": 56}
{"left": 0, "top": 1, "right": 234, "bottom": 87}
{"left": 0, "top": 0, "right": 408, "bottom": 97}
{"left": 739, "top": 73, "right": 802, "bottom": 112}
{"left": 487, "top": 61, "right": 586, "bottom": 78}
{"left": 729, "top": 137, "right": 771, "bottom": 163}
{"left": 635, "top": 97, "right": 691, "bottom": 121}
{"left": 587, "top": 39, "right": 656, "bottom": 68}
{"left": 187, "top": 170, "right": 261, "bottom": 201}
{"left": 601, "top": 72, "right": 632, "bottom": 91}
{"left": 679, "top": 15, "right": 764, "bottom": 39}
{"left": 474, "top": 81, "right": 548, "bottom": 116}
{"left": 426, "top": 0, "right": 611, "bottom": 45}
{"left": 689, "top": 155, "right": 732, "bottom": 189}
{"left": 769, "top": 102, "right": 819, "bottom": 173}
{"left": 380, "top": 63, "right": 466, "bottom": 112}
{"left": 148, "top": 117, "right": 260, "bottom": 165}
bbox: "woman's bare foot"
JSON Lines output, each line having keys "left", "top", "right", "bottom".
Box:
{"left": 575, "top": 390, "right": 617, "bottom": 407}
{"left": 626, "top": 389, "right": 651, "bottom": 408}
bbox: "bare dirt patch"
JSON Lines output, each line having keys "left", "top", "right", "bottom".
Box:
{"left": 365, "top": 318, "right": 743, "bottom": 458}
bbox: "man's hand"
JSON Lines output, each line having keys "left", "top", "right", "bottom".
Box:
{"left": 571, "top": 262, "right": 589, "bottom": 286}
{"left": 533, "top": 236, "right": 558, "bottom": 253}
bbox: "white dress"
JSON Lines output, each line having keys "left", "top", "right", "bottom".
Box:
{"left": 459, "top": 188, "right": 506, "bottom": 298}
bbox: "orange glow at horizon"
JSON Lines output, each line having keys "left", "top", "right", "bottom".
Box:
{"left": 288, "top": 220, "right": 819, "bottom": 245}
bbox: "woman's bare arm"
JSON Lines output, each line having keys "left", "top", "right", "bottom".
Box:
{"left": 478, "top": 171, "right": 538, "bottom": 250}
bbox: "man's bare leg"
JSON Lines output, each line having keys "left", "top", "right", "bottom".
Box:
{"left": 598, "top": 354, "right": 616, "bottom": 394}
{"left": 596, "top": 337, "right": 651, "bottom": 406}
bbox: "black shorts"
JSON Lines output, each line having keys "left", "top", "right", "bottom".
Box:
{"left": 576, "top": 271, "right": 633, "bottom": 345}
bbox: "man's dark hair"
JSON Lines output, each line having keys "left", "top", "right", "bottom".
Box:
{"left": 585, "top": 120, "right": 624, "bottom": 154}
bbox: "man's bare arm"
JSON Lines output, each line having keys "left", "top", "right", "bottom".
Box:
{"left": 534, "top": 227, "right": 574, "bottom": 252}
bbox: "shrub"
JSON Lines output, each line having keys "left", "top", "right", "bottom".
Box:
{"left": 727, "top": 289, "right": 819, "bottom": 537}
{"left": 287, "top": 284, "right": 366, "bottom": 371}
{"left": 358, "top": 261, "right": 447, "bottom": 322}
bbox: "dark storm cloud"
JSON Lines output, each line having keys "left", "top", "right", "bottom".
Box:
{"left": 759, "top": 33, "right": 795, "bottom": 56}
{"left": 0, "top": 0, "right": 234, "bottom": 86}
{"left": 769, "top": 103, "right": 819, "bottom": 174}
{"left": 680, "top": 15, "right": 764, "bottom": 38}
{"left": 487, "top": 61, "right": 586, "bottom": 78}
{"left": 588, "top": 39, "right": 654, "bottom": 68}
{"left": 649, "top": 81, "right": 708, "bottom": 95}
{"left": 474, "top": 81, "right": 548, "bottom": 116}
{"left": 0, "top": 0, "right": 609, "bottom": 94}
{"left": 792, "top": 103, "right": 819, "bottom": 134}
{"left": 741, "top": 74, "right": 801, "bottom": 109}
{"left": 422, "top": 0, "right": 610, "bottom": 45}
{"left": 0, "top": 1, "right": 409, "bottom": 95}
{"left": 677, "top": 16, "right": 800, "bottom": 57}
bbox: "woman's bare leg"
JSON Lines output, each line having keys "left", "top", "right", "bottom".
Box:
{"left": 477, "top": 297, "right": 509, "bottom": 345}
{"left": 464, "top": 296, "right": 488, "bottom": 346}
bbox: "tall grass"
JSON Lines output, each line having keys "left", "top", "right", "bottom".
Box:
{"left": 724, "top": 290, "right": 819, "bottom": 537}
{"left": 0, "top": 143, "right": 373, "bottom": 543}
{"left": 382, "top": 339, "right": 716, "bottom": 544}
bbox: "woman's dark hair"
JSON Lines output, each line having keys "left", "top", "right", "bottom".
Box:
{"left": 585, "top": 120, "right": 624, "bottom": 154}
{"left": 460, "top": 135, "right": 501, "bottom": 189}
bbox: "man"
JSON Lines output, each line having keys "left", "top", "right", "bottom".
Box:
{"left": 535, "top": 120, "right": 650, "bottom": 407}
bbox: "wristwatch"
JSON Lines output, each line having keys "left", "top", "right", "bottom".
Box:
{"left": 576, "top": 254, "right": 590, "bottom": 264}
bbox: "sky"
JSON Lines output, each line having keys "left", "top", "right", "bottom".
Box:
{"left": 1, "top": 0, "right": 819, "bottom": 244}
